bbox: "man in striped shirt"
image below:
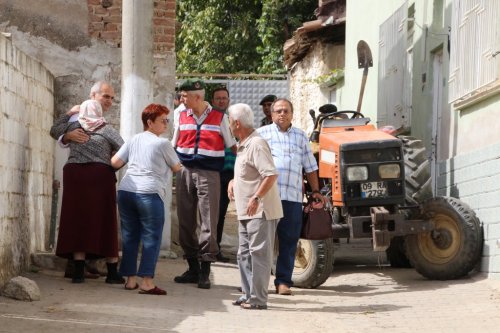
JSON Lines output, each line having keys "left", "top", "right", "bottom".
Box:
{"left": 257, "top": 98, "right": 323, "bottom": 296}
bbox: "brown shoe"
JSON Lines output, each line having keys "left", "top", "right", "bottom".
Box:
{"left": 276, "top": 284, "right": 292, "bottom": 295}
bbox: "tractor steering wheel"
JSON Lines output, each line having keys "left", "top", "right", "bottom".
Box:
{"left": 324, "top": 110, "right": 365, "bottom": 119}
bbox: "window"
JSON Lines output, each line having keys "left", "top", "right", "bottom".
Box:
{"left": 448, "top": 0, "right": 500, "bottom": 104}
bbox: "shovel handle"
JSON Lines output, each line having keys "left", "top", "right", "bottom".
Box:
{"left": 357, "top": 69, "right": 369, "bottom": 113}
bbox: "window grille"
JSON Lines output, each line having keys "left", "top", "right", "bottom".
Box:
{"left": 449, "top": 0, "right": 500, "bottom": 103}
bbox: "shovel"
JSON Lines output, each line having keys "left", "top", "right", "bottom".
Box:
{"left": 356, "top": 40, "right": 373, "bottom": 113}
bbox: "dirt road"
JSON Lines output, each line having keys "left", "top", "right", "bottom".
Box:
{"left": 1, "top": 202, "right": 500, "bottom": 332}
{"left": 1, "top": 243, "right": 500, "bottom": 333}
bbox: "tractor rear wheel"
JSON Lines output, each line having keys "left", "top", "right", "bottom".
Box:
{"left": 399, "top": 136, "right": 433, "bottom": 205}
{"left": 386, "top": 136, "right": 433, "bottom": 267}
{"left": 405, "top": 196, "right": 483, "bottom": 280}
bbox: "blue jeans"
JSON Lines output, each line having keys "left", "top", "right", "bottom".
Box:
{"left": 274, "top": 200, "right": 303, "bottom": 287}
{"left": 117, "top": 191, "right": 165, "bottom": 278}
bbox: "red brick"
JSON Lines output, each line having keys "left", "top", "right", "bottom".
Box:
{"left": 88, "top": 0, "right": 101, "bottom": 5}
{"left": 164, "top": 26, "right": 175, "bottom": 35}
{"left": 90, "top": 31, "right": 101, "bottom": 38}
{"left": 166, "top": 1, "right": 175, "bottom": 11}
{"left": 94, "top": 7, "right": 108, "bottom": 15}
{"left": 103, "top": 15, "right": 122, "bottom": 23}
{"left": 155, "top": 36, "right": 168, "bottom": 42}
{"left": 89, "top": 22, "right": 104, "bottom": 31}
{"left": 89, "top": 14, "right": 104, "bottom": 22}
{"left": 165, "top": 10, "right": 175, "bottom": 19}
{"left": 155, "top": 2, "right": 168, "bottom": 10}
{"left": 108, "top": 7, "right": 121, "bottom": 16}
{"left": 104, "top": 23, "right": 118, "bottom": 31}
{"left": 100, "top": 31, "right": 121, "bottom": 40}
{"left": 154, "top": 10, "right": 166, "bottom": 17}
{"left": 153, "top": 18, "right": 169, "bottom": 26}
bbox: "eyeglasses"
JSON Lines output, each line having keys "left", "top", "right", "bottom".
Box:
{"left": 160, "top": 118, "right": 169, "bottom": 124}
{"left": 99, "top": 93, "right": 114, "bottom": 100}
{"left": 272, "top": 109, "right": 291, "bottom": 115}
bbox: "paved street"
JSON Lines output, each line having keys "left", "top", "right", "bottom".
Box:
{"left": 1, "top": 239, "right": 500, "bottom": 333}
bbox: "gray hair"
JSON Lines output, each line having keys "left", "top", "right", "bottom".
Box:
{"left": 228, "top": 103, "right": 254, "bottom": 128}
{"left": 89, "top": 81, "right": 109, "bottom": 97}
{"left": 188, "top": 89, "right": 205, "bottom": 100}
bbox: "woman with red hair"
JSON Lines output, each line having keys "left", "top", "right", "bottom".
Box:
{"left": 112, "top": 104, "right": 182, "bottom": 295}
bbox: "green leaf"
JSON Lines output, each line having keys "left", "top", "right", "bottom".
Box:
{"left": 176, "top": 0, "right": 317, "bottom": 74}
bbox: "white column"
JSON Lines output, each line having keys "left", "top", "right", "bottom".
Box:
{"left": 121, "top": 0, "right": 175, "bottom": 254}
{"left": 121, "top": 0, "right": 153, "bottom": 141}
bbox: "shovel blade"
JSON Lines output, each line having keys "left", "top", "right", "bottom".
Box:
{"left": 357, "top": 40, "right": 373, "bottom": 69}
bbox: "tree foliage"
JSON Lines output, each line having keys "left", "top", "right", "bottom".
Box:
{"left": 176, "top": 0, "right": 317, "bottom": 75}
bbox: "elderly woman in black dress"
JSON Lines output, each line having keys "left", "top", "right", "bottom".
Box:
{"left": 50, "top": 82, "right": 124, "bottom": 284}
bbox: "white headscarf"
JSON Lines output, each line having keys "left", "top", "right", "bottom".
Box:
{"left": 78, "top": 99, "right": 106, "bottom": 132}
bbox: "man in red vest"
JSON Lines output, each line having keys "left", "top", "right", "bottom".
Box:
{"left": 172, "top": 79, "right": 237, "bottom": 289}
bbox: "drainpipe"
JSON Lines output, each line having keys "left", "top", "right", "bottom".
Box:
{"left": 49, "top": 180, "right": 60, "bottom": 249}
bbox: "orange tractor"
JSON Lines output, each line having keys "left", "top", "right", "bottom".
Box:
{"left": 291, "top": 41, "right": 483, "bottom": 288}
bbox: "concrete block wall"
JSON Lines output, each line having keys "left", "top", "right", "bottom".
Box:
{"left": 0, "top": 0, "right": 177, "bottom": 262}
{"left": 0, "top": 34, "right": 54, "bottom": 285}
{"left": 437, "top": 142, "right": 500, "bottom": 279}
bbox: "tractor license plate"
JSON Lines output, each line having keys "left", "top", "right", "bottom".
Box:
{"left": 361, "top": 182, "right": 387, "bottom": 198}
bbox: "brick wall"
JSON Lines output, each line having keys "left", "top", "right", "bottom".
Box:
{"left": 87, "top": 0, "right": 175, "bottom": 53}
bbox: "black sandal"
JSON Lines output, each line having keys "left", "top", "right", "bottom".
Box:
{"left": 232, "top": 298, "right": 247, "bottom": 306}
{"left": 241, "top": 303, "right": 267, "bottom": 310}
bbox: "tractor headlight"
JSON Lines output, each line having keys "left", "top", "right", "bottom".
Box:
{"left": 379, "top": 163, "right": 400, "bottom": 179}
{"left": 347, "top": 166, "right": 368, "bottom": 181}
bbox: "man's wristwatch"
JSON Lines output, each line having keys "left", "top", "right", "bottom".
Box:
{"left": 253, "top": 195, "right": 262, "bottom": 203}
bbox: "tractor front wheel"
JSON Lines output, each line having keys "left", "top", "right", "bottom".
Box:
{"left": 291, "top": 239, "right": 334, "bottom": 288}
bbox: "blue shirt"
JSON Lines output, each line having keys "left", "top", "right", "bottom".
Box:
{"left": 257, "top": 123, "right": 318, "bottom": 203}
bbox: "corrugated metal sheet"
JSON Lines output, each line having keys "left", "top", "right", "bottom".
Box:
{"left": 227, "top": 80, "right": 289, "bottom": 127}
{"left": 449, "top": 0, "right": 500, "bottom": 103}
{"left": 179, "top": 79, "right": 289, "bottom": 128}
{"left": 377, "top": 1, "right": 410, "bottom": 130}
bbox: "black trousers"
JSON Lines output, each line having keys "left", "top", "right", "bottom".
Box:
{"left": 217, "top": 170, "right": 234, "bottom": 251}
